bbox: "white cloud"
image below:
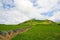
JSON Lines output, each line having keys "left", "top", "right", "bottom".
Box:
{"left": 49, "top": 11, "right": 60, "bottom": 22}
{"left": 0, "top": 0, "right": 60, "bottom": 25}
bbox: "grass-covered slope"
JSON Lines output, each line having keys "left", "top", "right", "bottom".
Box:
{"left": 0, "top": 19, "right": 55, "bottom": 31}
{"left": 0, "top": 19, "right": 60, "bottom": 40}
{"left": 12, "top": 24, "right": 60, "bottom": 40}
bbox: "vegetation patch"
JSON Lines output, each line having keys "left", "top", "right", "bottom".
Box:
{"left": 0, "top": 19, "right": 60, "bottom": 40}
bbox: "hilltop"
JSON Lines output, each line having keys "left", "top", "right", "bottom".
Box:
{"left": 18, "top": 19, "right": 56, "bottom": 26}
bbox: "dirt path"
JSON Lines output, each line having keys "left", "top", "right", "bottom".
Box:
{"left": 0, "top": 26, "right": 32, "bottom": 40}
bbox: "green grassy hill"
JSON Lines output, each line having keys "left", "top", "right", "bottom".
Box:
{"left": 19, "top": 19, "right": 56, "bottom": 25}
{"left": 0, "top": 19, "right": 60, "bottom": 40}
{"left": 0, "top": 19, "right": 55, "bottom": 31}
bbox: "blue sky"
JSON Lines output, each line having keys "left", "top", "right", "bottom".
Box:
{"left": 30, "top": 0, "right": 58, "bottom": 17}
{"left": 0, "top": 0, "right": 60, "bottom": 24}
{"left": 2, "top": 0, "right": 15, "bottom": 10}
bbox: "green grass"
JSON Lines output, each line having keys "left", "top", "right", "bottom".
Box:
{"left": 0, "top": 24, "right": 29, "bottom": 31}
{"left": 12, "top": 24, "right": 60, "bottom": 40}
{"left": 0, "top": 20, "right": 60, "bottom": 40}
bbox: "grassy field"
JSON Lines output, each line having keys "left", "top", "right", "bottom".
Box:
{"left": 0, "top": 20, "right": 60, "bottom": 40}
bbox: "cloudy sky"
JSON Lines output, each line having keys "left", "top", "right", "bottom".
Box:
{"left": 0, "top": 0, "right": 60, "bottom": 25}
